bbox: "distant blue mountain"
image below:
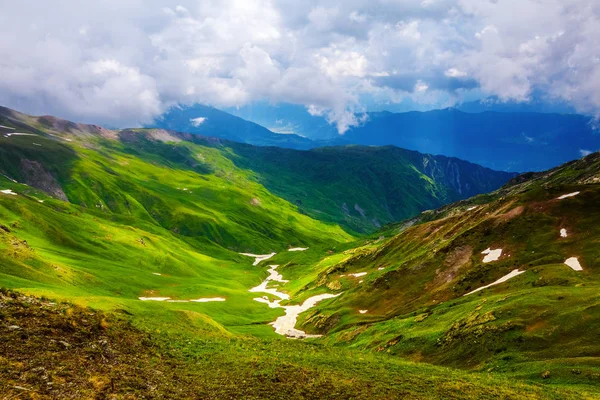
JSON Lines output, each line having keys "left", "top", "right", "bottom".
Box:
{"left": 338, "top": 109, "right": 599, "bottom": 172}
{"left": 151, "top": 103, "right": 599, "bottom": 173}
{"left": 149, "top": 104, "right": 314, "bottom": 149}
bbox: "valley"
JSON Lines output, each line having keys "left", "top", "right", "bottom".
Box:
{"left": 1, "top": 106, "right": 599, "bottom": 398}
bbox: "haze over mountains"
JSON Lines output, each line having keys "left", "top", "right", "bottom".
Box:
{"left": 152, "top": 103, "right": 599, "bottom": 173}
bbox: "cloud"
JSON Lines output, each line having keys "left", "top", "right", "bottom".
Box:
{"left": 445, "top": 68, "right": 467, "bottom": 78}
{"left": 579, "top": 149, "right": 593, "bottom": 157}
{"left": 190, "top": 117, "right": 207, "bottom": 127}
{"left": 0, "top": 0, "right": 598, "bottom": 131}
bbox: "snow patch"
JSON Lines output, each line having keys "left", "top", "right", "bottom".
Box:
{"left": 348, "top": 272, "right": 367, "bottom": 278}
{"left": 250, "top": 263, "right": 340, "bottom": 338}
{"left": 139, "top": 297, "right": 171, "bottom": 301}
{"left": 189, "top": 297, "right": 226, "bottom": 302}
{"left": 481, "top": 248, "right": 502, "bottom": 263}
{"left": 557, "top": 192, "right": 580, "bottom": 200}
{"left": 240, "top": 252, "right": 276, "bottom": 266}
{"left": 377, "top": 267, "right": 385, "bottom": 271}
{"left": 33, "top": 143, "right": 42, "bottom": 146}
{"left": 249, "top": 265, "right": 290, "bottom": 300}
{"left": 288, "top": 247, "right": 309, "bottom": 252}
{"left": 270, "top": 293, "right": 341, "bottom": 338}
{"left": 359, "top": 310, "right": 368, "bottom": 314}
{"left": 152, "top": 273, "right": 162, "bottom": 276}
{"left": 560, "top": 229, "right": 568, "bottom": 238}
{"left": 0, "top": 189, "right": 17, "bottom": 196}
{"left": 467, "top": 206, "right": 478, "bottom": 211}
{"left": 4, "top": 132, "right": 36, "bottom": 137}
{"left": 464, "top": 269, "right": 525, "bottom": 296}
{"left": 0, "top": 125, "right": 15, "bottom": 130}
{"left": 564, "top": 257, "right": 583, "bottom": 271}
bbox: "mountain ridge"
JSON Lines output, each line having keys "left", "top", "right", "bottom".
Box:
{"left": 152, "top": 103, "right": 600, "bottom": 173}
{"left": 0, "top": 105, "right": 515, "bottom": 233}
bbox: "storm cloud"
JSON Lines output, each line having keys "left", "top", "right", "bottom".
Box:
{"left": 0, "top": 0, "right": 598, "bottom": 132}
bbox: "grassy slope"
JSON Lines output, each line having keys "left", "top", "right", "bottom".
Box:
{"left": 0, "top": 129, "right": 353, "bottom": 339}
{"left": 277, "top": 153, "right": 600, "bottom": 388}
{"left": 0, "top": 108, "right": 597, "bottom": 397}
{"left": 1, "top": 290, "right": 594, "bottom": 400}
{"left": 226, "top": 143, "right": 515, "bottom": 232}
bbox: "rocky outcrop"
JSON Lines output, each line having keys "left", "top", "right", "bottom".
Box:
{"left": 20, "top": 159, "right": 68, "bottom": 201}
{"left": 421, "top": 155, "right": 515, "bottom": 198}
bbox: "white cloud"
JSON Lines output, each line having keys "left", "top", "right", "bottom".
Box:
{"left": 415, "top": 81, "right": 429, "bottom": 92}
{"left": 318, "top": 50, "right": 368, "bottom": 78}
{"left": 445, "top": 68, "right": 467, "bottom": 78}
{"left": 580, "top": 149, "right": 593, "bottom": 157}
{"left": 396, "top": 20, "right": 421, "bottom": 40}
{"left": 349, "top": 11, "right": 367, "bottom": 23}
{"left": 0, "top": 0, "right": 598, "bottom": 131}
{"left": 190, "top": 117, "right": 207, "bottom": 127}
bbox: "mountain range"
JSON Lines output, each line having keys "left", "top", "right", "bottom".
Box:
{"left": 152, "top": 103, "right": 599, "bottom": 173}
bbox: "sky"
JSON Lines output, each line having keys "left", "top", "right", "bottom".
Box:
{"left": 0, "top": 0, "right": 599, "bottom": 133}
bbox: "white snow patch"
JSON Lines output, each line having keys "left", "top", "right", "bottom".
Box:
{"left": 38, "top": 200, "right": 44, "bottom": 203}
{"left": 467, "top": 206, "right": 478, "bottom": 211}
{"left": 560, "top": 229, "right": 568, "bottom": 238}
{"left": 481, "top": 248, "right": 502, "bottom": 263}
{"left": 240, "top": 252, "right": 276, "bottom": 266}
{"left": 348, "top": 272, "right": 367, "bottom": 278}
{"left": 564, "top": 257, "right": 583, "bottom": 271}
{"left": 189, "top": 297, "right": 226, "bottom": 302}
{"left": 0, "top": 125, "right": 15, "bottom": 130}
{"left": 249, "top": 265, "right": 290, "bottom": 300}
{"left": 152, "top": 273, "right": 162, "bottom": 276}
{"left": 47, "top": 133, "right": 72, "bottom": 142}
{"left": 270, "top": 293, "right": 341, "bottom": 338}
{"left": 557, "top": 192, "right": 580, "bottom": 200}
{"left": 359, "top": 310, "right": 368, "bottom": 314}
{"left": 288, "top": 247, "right": 309, "bottom": 252}
{"left": 1, "top": 174, "right": 17, "bottom": 183}
{"left": 250, "top": 263, "right": 341, "bottom": 338}
{"left": 4, "top": 132, "right": 36, "bottom": 137}
{"left": 33, "top": 143, "right": 42, "bottom": 146}
{"left": 139, "top": 297, "right": 171, "bottom": 301}
{"left": 190, "top": 117, "right": 207, "bottom": 127}
{"left": 463, "top": 269, "right": 526, "bottom": 296}
{"left": 255, "top": 296, "right": 283, "bottom": 308}
{"left": 377, "top": 267, "right": 385, "bottom": 271}
{"left": 0, "top": 189, "right": 17, "bottom": 196}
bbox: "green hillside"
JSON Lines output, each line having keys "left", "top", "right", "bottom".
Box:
{"left": 283, "top": 153, "right": 600, "bottom": 388}
{"left": 0, "top": 106, "right": 597, "bottom": 398}
{"left": 228, "top": 143, "right": 514, "bottom": 232}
